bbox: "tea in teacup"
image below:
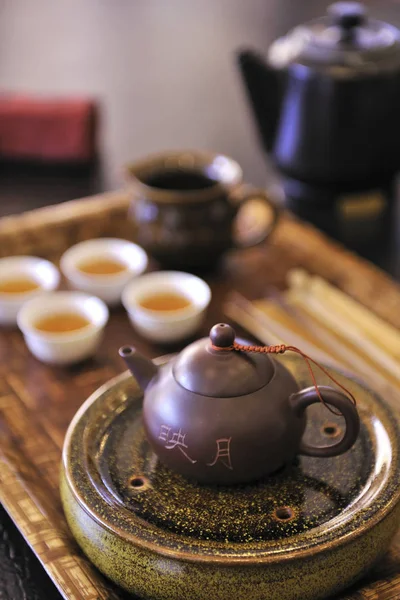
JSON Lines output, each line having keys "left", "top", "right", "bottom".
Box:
{"left": 139, "top": 292, "right": 192, "bottom": 311}
{"left": 60, "top": 238, "right": 148, "bottom": 306}
{"left": 0, "top": 276, "right": 41, "bottom": 294}
{"left": 34, "top": 312, "right": 91, "bottom": 334}
{"left": 77, "top": 257, "right": 128, "bottom": 276}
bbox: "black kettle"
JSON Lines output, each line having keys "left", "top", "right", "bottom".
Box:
{"left": 238, "top": 2, "right": 400, "bottom": 245}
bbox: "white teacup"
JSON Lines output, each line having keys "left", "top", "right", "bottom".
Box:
{"left": 60, "top": 238, "right": 148, "bottom": 306}
{"left": 17, "top": 291, "right": 109, "bottom": 365}
{"left": 122, "top": 271, "right": 211, "bottom": 343}
{"left": 0, "top": 256, "right": 60, "bottom": 325}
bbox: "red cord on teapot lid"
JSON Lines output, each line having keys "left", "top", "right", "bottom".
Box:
{"left": 209, "top": 324, "right": 356, "bottom": 416}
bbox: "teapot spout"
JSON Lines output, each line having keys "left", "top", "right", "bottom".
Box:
{"left": 119, "top": 346, "right": 158, "bottom": 392}
{"left": 236, "top": 49, "right": 282, "bottom": 153}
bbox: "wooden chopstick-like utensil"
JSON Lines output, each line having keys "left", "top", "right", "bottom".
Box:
{"left": 225, "top": 291, "right": 344, "bottom": 369}
{"left": 286, "top": 269, "right": 400, "bottom": 383}
{"left": 224, "top": 289, "right": 400, "bottom": 414}
{"left": 288, "top": 269, "right": 400, "bottom": 360}
{"left": 265, "top": 287, "right": 399, "bottom": 395}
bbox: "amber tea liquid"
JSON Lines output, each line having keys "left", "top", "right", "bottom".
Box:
{"left": 139, "top": 292, "right": 192, "bottom": 311}
{"left": 77, "top": 256, "right": 128, "bottom": 275}
{"left": 0, "top": 276, "right": 41, "bottom": 294}
{"left": 34, "top": 312, "right": 91, "bottom": 333}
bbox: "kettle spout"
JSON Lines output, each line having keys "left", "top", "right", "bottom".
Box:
{"left": 236, "top": 49, "right": 282, "bottom": 153}
{"left": 119, "top": 346, "right": 158, "bottom": 392}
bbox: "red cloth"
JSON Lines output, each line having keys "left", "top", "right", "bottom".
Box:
{"left": 0, "top": 95, "right": 98, "bottom": 162}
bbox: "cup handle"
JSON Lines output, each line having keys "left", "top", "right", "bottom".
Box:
{"left": 290, "top": 386, "right": 360, "bottom": 457}
{"left": 230, "top": 184, "right": 280, "bottom": 248}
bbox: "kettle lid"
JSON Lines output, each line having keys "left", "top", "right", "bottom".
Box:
{"left": 173, "top": 323, "right": 274, "bottom": 397}
{"left": 269, "top": 2, "right": 400, "bottom": 73}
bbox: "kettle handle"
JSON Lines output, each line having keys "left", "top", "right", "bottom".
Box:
{"left": 230, "top": 184, "right": 280, "bottom": 249}
{"left": 290, "top": 386, "right": 360, "bottom": 457}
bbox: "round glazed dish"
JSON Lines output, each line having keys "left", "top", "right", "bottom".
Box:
{"left": 61, "top": 354, "right": 400, "bottom": 600}
{"left": 60, "top": 238, "right": 148, "bottom": 306}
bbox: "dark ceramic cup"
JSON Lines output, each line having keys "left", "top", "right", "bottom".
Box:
{"left": 125, "top": 150, "right": 279, "bottom": 269}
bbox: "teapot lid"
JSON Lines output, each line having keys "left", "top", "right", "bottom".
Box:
{"left": 269, "top": 2, "right": 400, "bottom": 74}
{"left": 173, "top": 323, "right": 274, "bottom": 397}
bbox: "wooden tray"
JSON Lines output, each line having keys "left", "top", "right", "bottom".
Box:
{"left": 1, "top": 191, "right": 400, "bottom": 600}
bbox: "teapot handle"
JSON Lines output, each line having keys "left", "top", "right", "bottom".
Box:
{"left": 290, "top": 386, "right": 360, "bottom": 457}
{"left": 230, "top": 184, "right": 280, "bottom": 248}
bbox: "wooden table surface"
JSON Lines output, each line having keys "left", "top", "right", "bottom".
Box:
{"left": 0, "top": 2, "right": 400, "bottom": 599}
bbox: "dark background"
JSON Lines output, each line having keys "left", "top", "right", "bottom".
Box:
{"left": 0, "top": 1, "right": 399, "bottom": 599}
{"left": 0, "top": 0, "right": 399, "bottom": 212}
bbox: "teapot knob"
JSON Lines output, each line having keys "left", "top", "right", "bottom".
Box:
{"left": 210, "top": 323, "right": 235, "bottom": 348}
{"left": 328, "top": 2, "right": 366, "bottom": 30}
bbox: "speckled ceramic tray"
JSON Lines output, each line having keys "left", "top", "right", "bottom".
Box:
{"left": 61, "top": 354, "right": 400, "bottom": 600}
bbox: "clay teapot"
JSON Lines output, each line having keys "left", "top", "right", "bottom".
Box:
{"left": 119, "top": 323, "right": 360, "bottom": 484}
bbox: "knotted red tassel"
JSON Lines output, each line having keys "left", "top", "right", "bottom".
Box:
{"left": 212, "top": 341, "right": 357, "bottom": 416}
